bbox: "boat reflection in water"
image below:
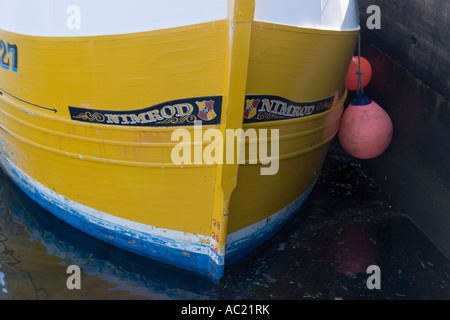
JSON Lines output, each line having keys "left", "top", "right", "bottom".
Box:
{"left": 0, "top": 169, "right": 216, "bottom": 299}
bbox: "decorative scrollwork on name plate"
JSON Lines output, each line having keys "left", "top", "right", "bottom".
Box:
{"left": 160, "top": 115, "right": 197, "bottom": 125}
{"left": 316, "top": 101, "right": 332, "bottom": 112}
{"left": 255, "top": 112, "right": 285, "bottom": 121}
{"left": 72, "top": 112, "right": 105, "bottom": 122}
{"left": 69, "top": 96, "right": 222, "bottom": 127}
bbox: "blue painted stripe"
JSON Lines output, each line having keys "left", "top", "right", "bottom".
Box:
{"left": 225, "top": 183, "right": 315, "bottom": 266}
{"left": 0, "top": 154, "right": 314, "bottom": 282}
{"left": 0, "top": 156, "right": 224, "bottom": 281}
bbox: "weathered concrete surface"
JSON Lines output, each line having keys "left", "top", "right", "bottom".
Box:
{"left": 358, "top": 0, "right": 450, "bottom": 101}
{"left": 349, "top": 0, "right": 450, "bottom": 260}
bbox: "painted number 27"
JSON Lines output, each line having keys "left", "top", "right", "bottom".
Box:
{"left": 0, "top": 40, "right": 18, "bottom": 72}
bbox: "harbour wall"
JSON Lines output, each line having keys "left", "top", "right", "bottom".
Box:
{"left": 352, "top": 0, "right": 450, "bottom": 258}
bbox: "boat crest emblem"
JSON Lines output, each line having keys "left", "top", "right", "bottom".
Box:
{"left": 243, "top": 98, "right": 260, "bottom": 119}
{"left": 196, "top": 100, "right": 217, "bottom": 121}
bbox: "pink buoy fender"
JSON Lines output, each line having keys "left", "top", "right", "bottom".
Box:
{"left": 346, "top": 56, "right": 372, "bottom": 91}
{"left": 338, "top": 93, "right": 393, "bottom": 159}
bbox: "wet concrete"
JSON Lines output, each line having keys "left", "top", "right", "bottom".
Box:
{"left": 213, "top": 139, "right": 450, "bottom": 300}
{"left": 0, "top": 139, "right": 449, "bottom": 300}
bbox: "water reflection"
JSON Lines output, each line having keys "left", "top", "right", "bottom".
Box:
{"left": 0, "top": 266, "right": 7, "bottom": 294}
{"left": 0, "top": 170, "right": 215, "bottom": 300}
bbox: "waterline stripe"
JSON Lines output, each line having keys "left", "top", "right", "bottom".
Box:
{"left": 0, "top": 154, "right": 223, "bottom": 266}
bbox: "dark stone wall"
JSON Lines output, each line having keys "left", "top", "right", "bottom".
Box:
{"left": 358, "top": 0, "right": 450, "bottom": 100}
{"left": 345, "top": 1, "right": 450, "bottom": 258}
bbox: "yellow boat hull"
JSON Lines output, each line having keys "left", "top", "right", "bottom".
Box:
{"left": 0, "top": 0, "right": 358, "bottom": 281}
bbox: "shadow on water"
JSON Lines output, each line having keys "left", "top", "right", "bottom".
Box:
{"left": 1, "top": 138, "right": 450, "bottom": 300}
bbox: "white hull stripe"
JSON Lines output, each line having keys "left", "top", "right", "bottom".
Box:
{"left": 226, "top": 182, "right": 315, "bottom": 246}
{"left": 225, "top": 181, "right": 316, "bottom": 264}
{"left": 0, "top": 0, "right": 358, "bottom": 37}
{"left": 0, "top": 0, "right": 228, "bottom": 37}
{"left": 0, "top": 153, "right": 220, "bottom": 262}
{"left": 0, "top": 151, "right": 315, "bottom": 277}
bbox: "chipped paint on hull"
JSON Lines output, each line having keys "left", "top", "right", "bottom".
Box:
{"left": 225, "top": 180, "right": 316, "bottom": 265}
{"left": 0, "top": 151, "right": 316, "bottom": 280}
{"left": 0, "top": 154, "right": 225, "bottom": 280}
{"left": 0, "top": 1, "right": 359, "bottom": 282}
